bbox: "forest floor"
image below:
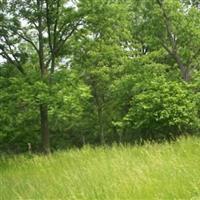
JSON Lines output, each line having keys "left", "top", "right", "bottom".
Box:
{"left": 0, "top": 137, "right": 200, "bottom": 200}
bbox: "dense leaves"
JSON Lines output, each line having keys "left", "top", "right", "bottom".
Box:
{"left": 0, "top": 0, "right": 199, "bottom": 153}
{"left": 0, "top": 68, "right": 90, "bottom": 152}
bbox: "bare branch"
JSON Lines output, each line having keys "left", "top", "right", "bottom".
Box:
{"left": 0, "top": 48, "right": 26, "bottom": 75}
{"left": 16, "top": 31, "right": 39, "bottom": 54}
{"left": 56, "top": 21, "right": 82, "bottom": 54}
{"left": 2, "top": 35, "right": 22, "bottom": 66}
{"left": 156, "top": 0, "right": 189, "bottom": 80}
{"left": 53, "top": 0, "right": 60, "bottom": 48}
{"left": 45, "top": 0, "right": 53, "bottom": 52}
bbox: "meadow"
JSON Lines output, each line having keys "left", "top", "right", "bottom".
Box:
{"left": 1, "top": 137, "right": 200, "bottom": 200}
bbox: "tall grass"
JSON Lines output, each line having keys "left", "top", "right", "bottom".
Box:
{"left": 1, "top": 137, "right": 200, "bottom": 200}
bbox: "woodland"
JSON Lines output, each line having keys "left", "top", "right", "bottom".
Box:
{"left": 0, "top": 0, "right": 200, "bottom": 154}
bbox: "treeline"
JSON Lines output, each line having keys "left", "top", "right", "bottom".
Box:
{"left": 0, "top": 0, "right": 200, "bottom": 153}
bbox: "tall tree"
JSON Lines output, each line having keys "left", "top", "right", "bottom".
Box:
{"left": 68, "top": 0, "right": 131, "bottom": 144}
{"left": 0, "top": 0, "right": 83, "bottom": 153}
{"left": 130, "top": 0, "right": 200, "bottom": 81}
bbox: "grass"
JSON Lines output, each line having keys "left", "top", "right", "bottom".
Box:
{"left": 0, "top": 137, "right": 200, "bottom": 200}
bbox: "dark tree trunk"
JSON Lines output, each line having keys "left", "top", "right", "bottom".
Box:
{"left": 40, "top": 104, "right": 50, "bottom": 154}
{"left": 37, "top": 0, "right": 51, "bottom": 154}
{"left": 97, "top": 106, "right": 105, "bottom": 145}
{"left": 183, "top": 67, "right": 190, "bottom": 82}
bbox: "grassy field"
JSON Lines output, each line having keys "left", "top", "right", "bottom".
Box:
{"left": 0, "top": 137, "right": 200, "bottom": 200}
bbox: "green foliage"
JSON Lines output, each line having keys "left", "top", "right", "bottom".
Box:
{"left": 124, "top": 78, "right": 198, "bottom": 139}
{"left": 111, "top": 60, "right": 199, "bottom": 141}
{"left": 0, "top": 68, "right": 91, "bottom": 152}
{"left": 130, "top": 0, "right": 200, "bottom": 79}
{"left": 0, "top": 0, "right": 199, "bottom": 152}
{"left": 191, "top": 71, "right": 200, "bottom": 121}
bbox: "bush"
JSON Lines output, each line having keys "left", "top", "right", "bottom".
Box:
{"left": 0, "top": 69, "right": 91, "bottom": 153}
{"left": 111, "top": 63, "right": 199, "bottom": 141}
{"left": 122, "top": 76, "right": 198, "bottom": 140}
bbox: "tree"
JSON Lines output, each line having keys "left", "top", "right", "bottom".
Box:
{"left": 0, "top": 0, "right": 199, "bottom": 153}
{"left": 68, "top": 0, "right": 131, "bottom": 144}
{"left": 111, "top": 60, "right": 199, "bottom": 141}
{"left": 0, "top": 63, "right": 91, "bottom": 153}
{"left": 130, "top": 0, "right": 200, "bottom": 81}
{"left": 0, "top": 0, "right": 83, "bottom": 153}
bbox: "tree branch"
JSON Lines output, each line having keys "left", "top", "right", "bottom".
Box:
{"left": 0, "top": 48, "right": 26, "bottom": 75}
{"left": 45, "top": 0, "right": 53, "bottom": 53}
{"left": 56, "top": 21, "right": 82, "bottom": 54}
{"left": 2, "top": 35, "right": 22, "bottom": 67}
{"left": 156, "top": 0, "right": 188, "bottom": 80}
{"left": 16, "top": 31, "right": 39, "bottom": 54}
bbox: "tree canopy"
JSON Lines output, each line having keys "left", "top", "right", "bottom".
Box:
{"left": 0, "top": 0, "right": 199, "bottom": 153}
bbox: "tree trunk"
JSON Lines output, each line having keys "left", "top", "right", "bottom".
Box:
{"left": 183, "top": 67, "right": 190, "bottom": 82}
{"left": 40, "top": 104, "right": 50, "bottom": 154}
{"left": 175, "top": 54, "right": 190, "bottom": 81}
{"left": 97, "top": 107, "right": 105, "bottom": 145}
{"left": 37, "top": 0, "right": 51, "bottom": 154}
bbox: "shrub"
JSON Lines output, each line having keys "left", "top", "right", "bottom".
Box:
{"left": 123, "top": 76, "right": 198, "bottom": 140}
